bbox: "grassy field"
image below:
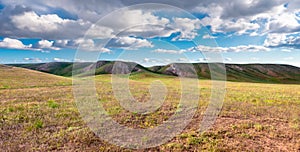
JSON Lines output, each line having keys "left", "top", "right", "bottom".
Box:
{"left": 1, "top": 66, "right": 300, "bottom": 151}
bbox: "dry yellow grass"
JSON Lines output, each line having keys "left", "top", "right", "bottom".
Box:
{"left": 0, "top": 66, "right": 300, "bottom": 151}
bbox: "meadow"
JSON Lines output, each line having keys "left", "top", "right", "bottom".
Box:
{"left": 1, "top": 65, "right": 300, "bottom": 151}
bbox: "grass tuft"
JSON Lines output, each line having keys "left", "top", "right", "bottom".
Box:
{"left": 48, "top": 100, "right": 59, "bottom": 108}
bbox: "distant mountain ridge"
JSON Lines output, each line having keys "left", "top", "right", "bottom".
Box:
{"left": 9, "top": 61, "right": 300, "bottom": 84}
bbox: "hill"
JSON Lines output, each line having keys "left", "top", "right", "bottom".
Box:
{"left": 0, "top": 65, "right": 71, "bottom": 89}
{"left": 9, "top": 61, "right": 300, "bottom": 84}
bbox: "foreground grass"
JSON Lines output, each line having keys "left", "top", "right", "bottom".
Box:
{"left": 0, "top": 67, "right": 300, "bottom": 151}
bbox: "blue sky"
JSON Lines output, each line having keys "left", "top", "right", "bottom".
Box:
{"left": 0, "top": 0, "right": 299, "bottom": 67}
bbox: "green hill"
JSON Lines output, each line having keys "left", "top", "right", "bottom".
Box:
{"left": 9, "top": 61, "right": 300, "bottom": 84}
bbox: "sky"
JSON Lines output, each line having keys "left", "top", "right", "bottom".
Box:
{"left": 0, "top": 0, "right": 299, "bottom": 67}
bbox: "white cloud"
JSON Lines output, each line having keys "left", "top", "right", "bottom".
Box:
{"left": 202, "top": 34, "right": 217, "bottom": 39}
{"left": 0, "top": 38, "right": 32, "bottom": 50}
{"left": 86, "top": 24, "right": 114, "bottom": 39}
{"left": 112, "top": 37, "right": 153, "bottom": 50}
{"left": 192, "top": 45, "right": 270, "bottom": 53}
{"left": 1, "top": 0, "right": 300, "bottom": 58}
{"left": 153, "top": 44, "right": 271, "bottom": 54}
{"left": 97, "top": 9, "right": 172, "bottom": 38}
{"left": 264, "top": 8, "right": 300, "bottom": 33}
{"left": 34, "top": 40, "right": 60, "bottom": 50}
{"left": 23, "top": 57, "right": 42, "bottom": 62}
{"left": 264, "top": 33, "right": 300, "bottom": 48}
{"left": 11, "top": 11, "right": 70, "bottom": 33}
{"left": 171, "top": 18, "right": 202, "bottom": 40}
{"left": 201, "top": 17, "right": 260, "bottom": 35}
{"left": 281, "top": 49, "right": 292, "bottom": 52}
{"left": 53, "top": 58, "right": 70, "bottom": 62}
{"left": 141, "top": 58, "right": 162, "bottom": 63}
{"left": 263, "top": 33, "right": 287, "bottom": 47}
{"left": 53, "top": 38, "right": 112, "bottom": 52}
{"left": 72, "top": 39, "right": 95, "bottom": 49}
{"left": 2, "top": 0, "right": 299, "bottom": 40}
{"left": 177, "top": 58, "right": 190, "bottom": 62}
{"left": 195, "top": 1, "right": 300, "bottom": 36}
{"left": 0, "top": 38, "right": 63, "bottom": 51}
{"left": 143, "top": 58, "right": 150, "bottom": 63}
{"left": 152, "top": 49, "right": 186, "bottom": 54}
{"left": 2, "top": 7, "right": 112, "bottom": 40}
{"left": 99, "top": 47, "right": 112, "bottom": 53}
{"left": 0, "top": 5, "right": 209, "bottom": 41}
{"left": 250, "top": 57, "right": 260, "bottom": 61}
{"left": 6, "top": 9, "right": 92, "bottom": 39}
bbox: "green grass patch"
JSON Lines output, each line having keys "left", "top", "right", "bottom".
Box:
{"left": 48, "top": 100, "right": 59, "bottom": 108}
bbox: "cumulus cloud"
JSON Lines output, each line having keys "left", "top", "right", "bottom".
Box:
{"left": 0, "top": 37, "right": 113, "bottom": 52}
{"left": 107, "top": 37, "right": 153, "bottom": 50}
{"left": 218, "top": 0, "right": 286, "bottom": 19}
{"left": 0, "top": 4, "right": 202, "bottom": 41}
{"left": 74, "top": 39, "right": 112, "bottom": 52}
{"left": 0, "top": 0, "right": 123, "bottom": 23}
{"left": 79, "top": 9, "right": 174, "bottom": 39}
{"left": 194, "top": 0, "right": 300, "bottom": 36}
{"left": 264, "top": 33, "right": 300, "bottom": 48}
{"left": 192, "top": 45, "right": 270, "bottom": 53}
{"left": 51, "top": 38, "right": 111, "bottom": 52}
{"left": 0, "top": 0, "right": 299, "bottom": 52}
{"left": 2, "top": 0, "right": 299, "bottom": 38}
{"left": 0, "top": 38, "right": 32, "bottom": 50}
{"left": 0, "top": 6, "right": 85, "bottom": 39}
{"left": 171, "top": 18, "right": 202, "bottom": 40}
{"left": 33, "top": 40, "right": 60, "bottom": 50}
{"left": 201, "top": 17, "right": 260, "bottom": 35}
{"left": 11, "top": 11, "right": 70, "bottom": 33}
{"left": 0, "top": 5, "right": 114, "bottom": 39}
{"left": 263, "top": 7, "right": 300, "bottom": 34}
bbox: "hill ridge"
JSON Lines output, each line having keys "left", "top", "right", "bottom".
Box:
{"left": 8, "top": 61, "right": 300, "bottom": 84}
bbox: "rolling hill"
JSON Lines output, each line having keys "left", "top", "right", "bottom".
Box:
{"left": 0, "top": 65, "right": 71, "bottom": 89}
{"left": 9, "top": 61, "right": 300, "bottom": 84}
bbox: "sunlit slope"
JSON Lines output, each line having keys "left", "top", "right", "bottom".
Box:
{"left": 0, "top": 65, "right": 71, "bottom": 89}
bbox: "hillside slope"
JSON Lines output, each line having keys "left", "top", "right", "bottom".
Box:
{"left": 9, "top": 62, "right": 300, "bottom": 84}
{"left": 11, "top": 61, "right": 149, "bottom": 77}
{"left": 0, "top": 65, "right": 71, "bottom": 89}
{"left": 151, "top": 63, "right": 300, "bottom": 84}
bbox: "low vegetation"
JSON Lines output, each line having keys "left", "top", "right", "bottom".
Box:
{"left": 1, "top": 66, "right": 300, "bottom": 151}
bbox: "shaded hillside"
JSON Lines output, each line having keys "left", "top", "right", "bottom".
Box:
{"left": 151, "top": 63, "right": 300, "bottom": 84}
{"left": 9, "top": 62, "right": 300, "bottom": 84}
{"left": 10, "top": 61, "right": 149, "bottom": 77}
